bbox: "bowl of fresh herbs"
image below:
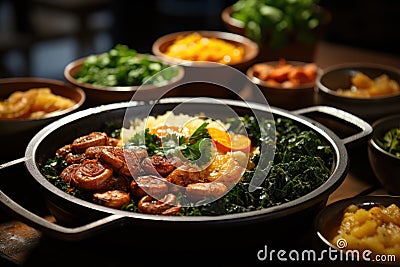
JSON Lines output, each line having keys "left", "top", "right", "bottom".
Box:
{"left": 64, "top": 44, "right": 184, "bottom": 106}
{"left": 368, "top": 114, "right": 400, "bottom": 194}
{"left": 221, "top": 0, "right": 331, "bottom": 62}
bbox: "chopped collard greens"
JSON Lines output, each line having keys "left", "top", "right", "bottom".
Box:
{"left": 376, "top": 127, "right": 400, "bottom": 158}
{"left": 75, "top": 44, "right": 179, "bottom": 87}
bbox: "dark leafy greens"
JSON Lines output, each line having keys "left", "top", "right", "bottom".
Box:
{"left": 179, "top": 116, "right": 333, "bottom": 215}
{"left": 75, "top": 44, "right": 179, "bottom": 87}
{"left": 376, "top": 128, "right": 400, "bottom": 158}
{"left": 41, "top": 156, "right": 92, "bottom": 201}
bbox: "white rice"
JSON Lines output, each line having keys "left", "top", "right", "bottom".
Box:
{"left": 121, "top": 111, "right": 229, "bottom": 144}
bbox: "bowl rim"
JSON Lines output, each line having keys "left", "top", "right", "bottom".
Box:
{"left": 315, "top": 195, "right": 400, "bottom": 251}
{"left": 246, "top": 60, "right": 320, "bottom": 90}
{"left": 63, "top": 54, "right": 185, "bottom": 92}
{"left": 316, "top": 62, "right": 400, "bottom": 101}
{"left": 151, "top": 30, "right": 259, "bottom": 67}
{"left": 221, "top": 5, "right": 246, "bottom": 29}
{"left": 0, "top": 76, "right": 85, "bottom": 122}
{"left": 368, "top": 113, "right": 400, "bottom": 161}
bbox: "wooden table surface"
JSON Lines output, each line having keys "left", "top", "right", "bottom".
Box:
{"left": 0, "top": 41, "right": 399, "bottom": 266}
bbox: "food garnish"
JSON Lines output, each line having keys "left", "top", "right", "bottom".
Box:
{"left": 208, "top": 127, "right": 251, "bottom": 153}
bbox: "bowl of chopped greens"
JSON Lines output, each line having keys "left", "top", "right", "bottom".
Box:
{"left": 368, "top": 114, "right": 400, "bottom": 194}
{"left": 221, "top": 0, "right": 331, "bottom": 62}
{"left": 64, "top": 44, "right": 184, "bottom": 105}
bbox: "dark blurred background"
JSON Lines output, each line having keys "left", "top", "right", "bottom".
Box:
{"left": 0, "top": 0, "right": 399, "bottom": 79}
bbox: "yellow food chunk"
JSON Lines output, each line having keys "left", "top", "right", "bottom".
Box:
{"left": 351, "top": 72, "right": 374, "bottom": 89}
{"left": 352, "top": 219, "right": 377, "bottom": 238}
{"left": 31, "top": 88, "right": 75, "bottom": 113}
{"left": 338, "top": 72, "right": 400, "bottom": 98}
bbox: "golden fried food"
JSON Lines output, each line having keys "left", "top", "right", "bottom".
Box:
{"left": 331, "top": 204, "right": 400, "bottom": 258}
{"left": 337, "top": 72, "right": 400, "bottom": 98}
{"left": 0, "top": 87, "right": 76, "bottom": 119}
{"left": 163, "top": 32, "right": 245, "bottom": 64}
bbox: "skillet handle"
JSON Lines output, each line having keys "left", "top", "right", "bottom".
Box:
{"left": 291, "top": 106, "right": 373, "bottom": 146}
{"left": 0, "top": 190, "right": 125, "bottom": 241}
{"left": 0, "top": 158, "right": 125, "bottom": 241}
{"left": 0, "top": 157, "right": 27, "bottom": 171}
